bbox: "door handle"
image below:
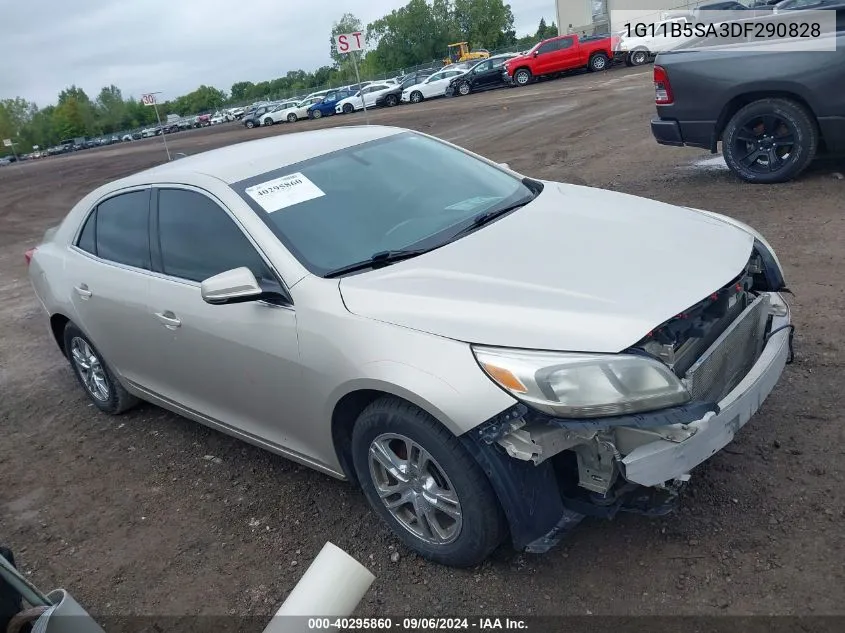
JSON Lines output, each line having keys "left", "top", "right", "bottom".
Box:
{"left": 74, "top": 285, "right": 92, "bottom": 300}
{"left": 154, "top": 311, "right": 182, "bottom": 329}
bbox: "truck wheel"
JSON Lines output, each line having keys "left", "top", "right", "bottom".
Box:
{"left": 351, "top": 397, "right": 507, "bottom": 567}
{"left": 629, "top": 49, "right": 649, "bottom": 66}
{"left": 514, "top": 68, "right": 532, "bottom": 86}
{"left": 588, "top": 53, "right": 609, "bottom": 72}
{"left": 722, "top": 98, "right": 818, "bottom": 184}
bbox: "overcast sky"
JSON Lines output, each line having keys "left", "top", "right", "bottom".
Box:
{"left": 0, "top": 0, "right": 556, "bottom": 106}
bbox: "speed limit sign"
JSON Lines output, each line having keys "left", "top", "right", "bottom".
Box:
{"left": 141, "top": 94, "right": 157, "bottom": 106}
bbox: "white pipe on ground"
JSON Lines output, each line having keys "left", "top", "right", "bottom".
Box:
{"left": 261, "top": 542, "right": 376, "bottom": 633}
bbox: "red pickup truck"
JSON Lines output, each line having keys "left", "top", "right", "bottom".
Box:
{"left": 504, "top": 33, "right": 619, "bottom": 86}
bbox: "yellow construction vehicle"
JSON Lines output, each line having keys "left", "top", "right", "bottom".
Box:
{"left": 443, "top": 42, "right": 490, "bottom": 66}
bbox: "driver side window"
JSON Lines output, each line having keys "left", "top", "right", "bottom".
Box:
{"left": 537, "top": 40, "right": 560, "bottom": 54}
{"left": 156, "top": 188, "right": 275, "bottom": 284}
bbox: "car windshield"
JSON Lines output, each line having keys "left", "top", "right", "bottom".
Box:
{"left": 232, "top": 132, "right": 534, "bottom": 277}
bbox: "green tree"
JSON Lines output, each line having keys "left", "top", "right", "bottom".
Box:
{"left": 453, "top": 0, "right": 515, "bottom": 49}
{"left": 96, "top": 85, "right": 127, "bottom": 134}
{"left": 230, "top": 81, "right": 255, "bottom": 102}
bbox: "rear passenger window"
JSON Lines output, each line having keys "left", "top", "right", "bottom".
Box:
{"left": 76, "top": 209, "right": 97, "bottom": 254}
{"left": 95, "top": 190, "right": 151, "bottom": 269}
{"left": 157, "top": 188, "right": 274, "bottom": 283}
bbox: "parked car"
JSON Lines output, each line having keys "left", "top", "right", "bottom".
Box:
{"left": 335, "top": 83, "right": 395, "bottom": 114}
{"left": 308, "top": 90, "right": 353, "bottom": 119}
{"left": 401, "top": 64, "right": 472, "bottom": 103}
{"left": 446, "top": 54, "right": 519, "bottom": 97}
{"left": 773, "top": 0, "right": 844, "bottom": 11}
{"left": 0, "top": 157, "right": 11, "bottom": 166}
{"left": 504, "top": 33, "right": 618, "bottom": 86}
{"left": 26, "top": 125, "right": 792, "bottom": 567}
{"left": 121, "top": 134, "right": 133, "bottom": 142}
{"left": 650, "top": 13, "right": 845, "bottom": 183}
{"left": 141, "top": 128, "right": 158, "bottom": 138}
{"left": 210, "top": 112, "right": 227, "bottom": 125}
{"left": 229, "top": 107, "right": 246, "bottom": 119}
{"left": 243, "top": 105, "right": 275, "bottom": 129}
{"left": 259, "top": 101, "right": 300, "bottom": 125}
{"left": 278, "top": 96, "right": 325, "bottom": 123}
{"left": 375, "top": 71, "right": 434, "bottom": 107}
{"left": 617, "top": 15, "right": 693, "bottom": 66}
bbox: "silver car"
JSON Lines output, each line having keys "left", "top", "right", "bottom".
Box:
{"left": 26, "top": 126, "right": 793, "bottom": 566}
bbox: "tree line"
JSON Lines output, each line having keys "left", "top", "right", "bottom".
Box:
{"left": 0, "top": 0, "right": 556, "bottom": 154}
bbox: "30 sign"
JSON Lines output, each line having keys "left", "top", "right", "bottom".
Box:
{"left": 141, "top": 93, "right": 157, "bottom": 107}
{"left": 334, "top": 31, "right": 365, "bottom": 54}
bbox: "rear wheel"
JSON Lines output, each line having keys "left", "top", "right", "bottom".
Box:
{"left": 514, "top": 68, "right": 532, "bottom": 86}
{"left": 409, "top": 91, "right": 423, "bottom": 104}
{"left": 722, "top": 98, "right": 818, "bottom": 184}
{"left": 63, "top": 323, "right": 138, "bottom": 415}
{"left": 588, "top": 53, "right": 609, "bottom": 72}
{"left": 629, "top": 49, "right": 649, "bottom": 66}
{"left": 287, "top": 113, "right": 297, "bottom": 123}
{"left": 351, "top": 397, "right": 507, "bottom": 567}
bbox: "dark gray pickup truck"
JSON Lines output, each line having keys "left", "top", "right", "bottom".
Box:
{"left": 650, "top": 10, "right": 845, "bottom": 183}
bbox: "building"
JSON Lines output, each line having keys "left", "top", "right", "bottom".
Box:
{"left": 556, "top": 0, "right": 700, "bottom": 35}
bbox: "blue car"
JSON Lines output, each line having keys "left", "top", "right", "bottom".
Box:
{"left": 308, "top": 90, "right": 353, "bottom": 120}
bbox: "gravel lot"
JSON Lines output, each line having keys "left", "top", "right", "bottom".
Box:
{"left": 1, "top": 65, "right": 844, "bottom": 619}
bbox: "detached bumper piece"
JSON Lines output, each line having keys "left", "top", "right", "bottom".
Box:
{"left": 467, "top": 291, "right": 792, "bottom": 554}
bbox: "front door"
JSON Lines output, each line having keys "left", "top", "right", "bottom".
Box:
{"left": 143, "top": 187, "right": 309, "bottom": 457}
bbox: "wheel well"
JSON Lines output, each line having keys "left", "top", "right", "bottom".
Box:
{"left": 50, "top": 314, "right": 70, "bottom": 356}
{"left": 514, "top": 66, "right": 531, "bottom": 75}
{"left": 715, "top": 92, "right": 820, "bottom": 151}
{"left": 331, "top": 389, "right": 385, "bottom": 485}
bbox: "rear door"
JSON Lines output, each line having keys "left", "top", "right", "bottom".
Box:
{"left": 66, "top": 188, "right": 159, "bottom": 386}
{"left": 142, "top": 186, "right": 309, "bottom": 455}
{"left": 554, "top": 36, "right": 580, "bottom": 70}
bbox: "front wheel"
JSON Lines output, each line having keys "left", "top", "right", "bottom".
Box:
{"left": 63, "top": 323, "right": 138, "bottom": 415}
{"left": 722, "top": 98, "right": 818, "bottom": 184}
{"left": 311, "top": 109, "right": 322, "bottom": 119}
{"left": 263, "top": 118, "right": 273, "bottom": 126}
{"left": 245, "top": 120, "right": 255, "bottom": 129}
{"left": 409, "top": 91, "right": 423, "bottom": 104}
{"left": 287, "top": 113, "right": 297, "bottom": 123}
{"left": 457, "top": 82, "right": 471, "bottom": 96}
{"left": 351, "top": 397, "right": 507, "bottom": 567}
{"left": 385, "top": 94, "right": 398, "bottom": 107}
{"left": 343, "top": 103, "right": 354, "bottom": 114}
{"left": 514, "top": 68, "right": 532, "bottom": 86}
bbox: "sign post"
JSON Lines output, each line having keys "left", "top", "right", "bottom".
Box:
{"left": 141, "top": 92, "right": 171, "bottom": 161}
{"left": 3, "top": 138, "right": 18, "bottom": 162}
{"left": 333, "top": 31, "right": 369, "bottom": 125}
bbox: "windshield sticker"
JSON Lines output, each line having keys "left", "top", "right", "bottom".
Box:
{"left": 244, "top": 173, "right": 325, "bottom": 213}
{"left": 445, "top": 196, "right": 503, "bottom": 212}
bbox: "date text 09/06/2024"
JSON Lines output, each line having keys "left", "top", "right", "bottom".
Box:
{"left": 623, "top": 20, "right": 822, "bottom": 39}
{"left": 307, "top": 617, "right": 529, "bottom": 630}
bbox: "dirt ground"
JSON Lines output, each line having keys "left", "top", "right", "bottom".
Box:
{"left": 1, "top": 65, "right": 844, "bottom": 620}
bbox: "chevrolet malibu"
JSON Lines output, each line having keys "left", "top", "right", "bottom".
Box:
{"left": 26, "top": 126, "right": 793, "bottom": 566}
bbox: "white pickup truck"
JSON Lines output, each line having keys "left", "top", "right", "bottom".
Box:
{"left": 617, "top": 15, "right": 694, "bottom": 66}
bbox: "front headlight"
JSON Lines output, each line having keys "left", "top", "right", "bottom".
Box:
{"left": 473, "top": 346, "right": 690, "bottom": 418}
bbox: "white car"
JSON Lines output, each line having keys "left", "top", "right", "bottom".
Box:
{"left": 261, "top": 101, "right": 302, "bottom": 125}
{"left": 617, "top": 16, "right": 694, "bottom": 65}
{"left": 210, "top": 113, "right": 227, "bottom": 125}
{"left": 140, "top": 128, "right": 157, "bottom": 138}
{"left": 278, "top": 96, "right": 325, "bottom": 123}
{"left": 401, "top": 66, "right": 471, "bottom": 103}
{"left": 335, "top": 83, "right": 395, "bottom": 114}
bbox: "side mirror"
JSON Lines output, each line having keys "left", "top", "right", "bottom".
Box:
{"left": 533, "top": 50, "right": 540, "bottom": 57}
{"left": 201, "top": 267, "right": 263, "bottom": 305}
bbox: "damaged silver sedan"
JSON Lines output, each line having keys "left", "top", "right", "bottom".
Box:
{"left": 27, "top": 126, "right": 792, "bottom": 567}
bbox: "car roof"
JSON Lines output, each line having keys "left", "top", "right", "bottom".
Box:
{"left": 125, "top": 126, "right": 406, "bottom": 185}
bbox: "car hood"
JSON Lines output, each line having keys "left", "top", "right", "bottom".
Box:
{"left": 339, "top": 183, "right": 755, "bottom": 353}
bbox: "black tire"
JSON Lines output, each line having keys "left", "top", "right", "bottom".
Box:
{"left": 343, "top": 103, "right": 354, "bottom": 114}
{"left": 351, "top": 396, "right": 507, "bottom": 567}
{"left": 629, "top": 49, "right": 649, "bottom": 66}
{"left": 457, "top": 81, "right": 471, "bottom": 96}
{"left": 514, "top": 68, "right": 532, "bottom": 86}
{"left": 385, "top": 94, "right": 398, "bottom": 107}
{"left": 245, "top": 120, "right": 255, "bottom": 129}
{"left": 263, "top": 117, "right": 274, "bottom": 126}
{"left": 409, "top": 91, "right": 423, "bottom": 104}
{"left": 588, "top": 53, "right": 609, "bottom": 72}
{"left": 311, "top": 109, "right": 322, "bottom": 119}
{"left": 63, "top": 322, "right": 138, "bottom": 415}
{"left": 287, "top": 113, "right": 297, "bottom": 123}
{"left": 722, "top": 98, "right": 818, "bottom": 184}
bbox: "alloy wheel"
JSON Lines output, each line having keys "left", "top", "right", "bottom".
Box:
{"left": 70, "top": 337, "right": 109, "bottom": 402}
{"left": 731, "top": 114, "right": 797, "bottom": 175}
{"left": 368, "top": 433, "right": 463, "bottom": 545}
